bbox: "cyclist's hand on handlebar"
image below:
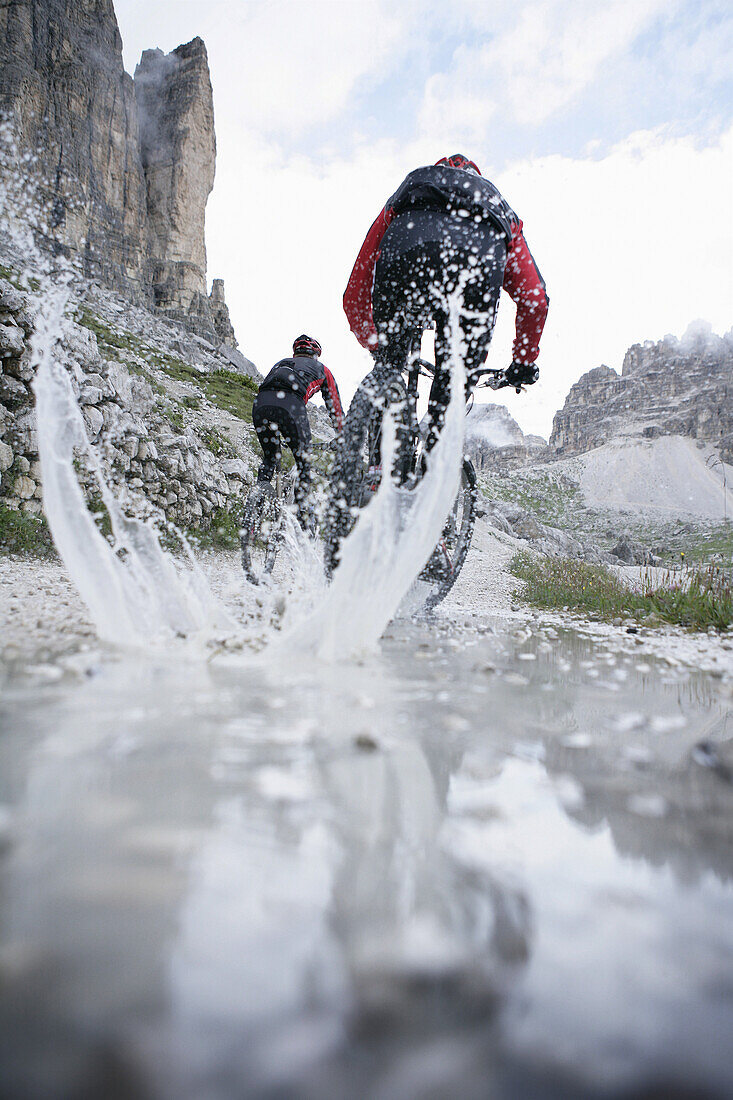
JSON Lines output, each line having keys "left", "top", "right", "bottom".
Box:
{"left": 505, "top": 360, "right": 539, "bottom": 393}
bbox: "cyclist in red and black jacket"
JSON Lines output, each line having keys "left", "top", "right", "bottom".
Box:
{"left": 253, "top": 335, "right": 343, "bottom": 527}
{"left": 344, "top": 153, "right": 549, "bottom": 450}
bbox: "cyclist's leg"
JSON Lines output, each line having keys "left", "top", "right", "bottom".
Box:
{"left": 425, "top": 232, "right": 506, "bottom": 453}
{"left": 278, "top": 402, "right": 314, "bottom": 530}
{"left": 252, "top": 399, "right": 281, "bottom": 484}
{"left": 325, "top": 243, "right": 433, "bottom": 567}
{"left": 461, "top": 231, "right": 506, "bottom": 389}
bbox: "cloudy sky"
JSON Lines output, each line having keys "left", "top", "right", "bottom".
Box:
{"left": 114, "top": 0, "right": 733, "bottom": 437}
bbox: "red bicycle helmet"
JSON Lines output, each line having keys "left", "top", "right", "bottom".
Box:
{"left": 293, "top": 334, "right": 322, "bottom": 358}
{"left": 435, "top": 153, "right": 481, "bottom": 175}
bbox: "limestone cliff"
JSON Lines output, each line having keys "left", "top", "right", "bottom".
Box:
{"left": 0, "top": 0, "right": 149, "bottom": 298}
{"left": 134, "top": 39, "right": 216, "bottom": 339}
{"left": 209, "top": 279, "right": 238, "bottom": 347}
{"left": 550, "top": 326, "right": 733, "bottom": 462}
{"left": 0, "top": 0, "right": 235, "bottom": 345}
{"left": 465, "top": 403, "right": 549, "bottom": 471}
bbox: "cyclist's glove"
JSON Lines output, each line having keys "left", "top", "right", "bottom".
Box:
{"left": 505, "top": 360, "right": 539, "bottom": 392}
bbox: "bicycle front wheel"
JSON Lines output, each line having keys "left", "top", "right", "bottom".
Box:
{"left": 418, "top": 458, "right": 477, "bottom": 610}
{"left": 323, "top": 363, "right": 411, "bottom": 575}
{"left": 241, "top": 486, "right": 280, "bottom": 584}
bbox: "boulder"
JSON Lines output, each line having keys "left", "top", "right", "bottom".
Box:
{"left": 221, "top": 458, "right": 249, "bottom": 480}
{"left": 83, "top": 407, "right": 104, "bottom": 439}
{"left": 0, "top": 442, "right": 14, "bottom": 472}
{"left": 0, "top": 324, "right": 25, "bottom": 357}
{"left": 79, "top": 386, "right": 103, "bottom": 406}
{"left": 14, "top": 475, "right": 36, "bottom": 500}
{"left": 0, "top": 375, "right": 30, "bottom": 410}
{"left": 0, "top": 279, "right": 25, "bottom": 312}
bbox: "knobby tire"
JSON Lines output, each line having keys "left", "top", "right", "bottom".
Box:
{"left": 324, "top": 364, "right": 477, "bottom": 610}
{"left": 241, "top": 486, "right": 280, "bottom": 585}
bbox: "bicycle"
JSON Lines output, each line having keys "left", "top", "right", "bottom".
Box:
{"left": 240, "top": 463, "right": 296, "bottom": 585}
{"left": 324, "top": 351, "right": 514, "bottom": 610}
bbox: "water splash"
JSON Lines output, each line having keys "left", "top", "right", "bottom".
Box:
{"left": 280, "top": 292, "right": 467, "bottom": 661}
{"left": 32, "top": 280, "right": 227, "bottom": 646}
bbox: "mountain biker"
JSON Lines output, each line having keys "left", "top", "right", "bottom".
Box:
{"left": 252, "top": 335, "right": 343, "bottom": 528}
{"left": 343, "top": 153, "right": 549, "bottom": 452}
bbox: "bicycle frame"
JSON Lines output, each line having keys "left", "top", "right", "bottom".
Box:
{"left": 400, "top": 353, "right": 510, "bottom": 437}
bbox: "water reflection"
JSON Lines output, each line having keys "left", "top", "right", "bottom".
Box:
{"left": 0, "top": 623, "right": 732, "bottom": 1098}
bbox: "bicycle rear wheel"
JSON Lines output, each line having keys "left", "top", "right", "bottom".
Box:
{"left": 241, "top": 486, "right": 281, "bottom": 584}
{"left": 417, "top": 458, "right": 477, "bottom": 610}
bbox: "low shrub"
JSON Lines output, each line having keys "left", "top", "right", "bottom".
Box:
{"left": 187, "top": 503, "right": 244, "bottom": 551}
{"left": 0, "top": 504, "right": 56, "bottom": 557}
{"left": 510, "top": 550, "right": 732, "bottom": 632}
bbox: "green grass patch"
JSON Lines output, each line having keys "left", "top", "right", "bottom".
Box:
{"left": 187, "top": 503, "right": 244, "bottom": 551}
{"left": 199, "top": 369, "right": 257, "bottom": 421}
{"left": 481, "top": 470, "right": 581, "bottom": 528}
{"left": 200, "top": 426, "right": 236, "bottom": 458}
{"left": 76, "top": 308, "right": 146, "bottom": 359}
{"left": 154, "top": 356, "right": 202, "bottom": 382}
{"left": 163, "top": 405, "right": 185, "bottom": 433}
{"left": 511, "top": 550, "right": 733, "bottom": 632}
{"left": 0, "top": 263, "right": 40, "bottom": 292}
{"left": 160, "top": 359, "right": 257, "bottom": 422}
{"left": 0, "top": 503, "right": 56, "bottom": 557}
{"left": 87, "top": 494, "right": 112, "bottom": 539}
{"left": 126, "top": 361, "right": 165, "bottom": 395}
{"left": 662, "top": 524, "right": 733, "bottom": 566}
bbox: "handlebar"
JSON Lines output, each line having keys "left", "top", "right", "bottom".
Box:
{"left": 409, "top": 357, "right": 526, "bottom": 394}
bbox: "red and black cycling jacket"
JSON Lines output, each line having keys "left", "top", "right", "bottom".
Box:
{"left": 343, "top": 165, "right": 549, "bottom": 365}
{"left": 258, "top": 355, "right": 343, "bottom": 431}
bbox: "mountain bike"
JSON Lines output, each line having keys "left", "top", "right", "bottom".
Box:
{"left": 324, "top": 352, "right": 512, "bottom": 610}
{"left": 240, "top": 464, "right": 296, "bottom": 584}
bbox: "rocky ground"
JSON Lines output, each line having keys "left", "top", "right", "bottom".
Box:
{"left": 475, "top": 438, "right": 733, "bottom": 569}
{"left": 3, "top": 519, "right": 730, "bottom": 678}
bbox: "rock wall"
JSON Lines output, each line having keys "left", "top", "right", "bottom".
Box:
{"left": 0, "top": 273, "right": 257, "bottom": 533}
{"left": 209, "top": 280, "right": 238, "bottom": 347}
{"left": 551, "top": 327, "right": 733, "bottom": 462}
{"left": 0, "top": 1, "right": 235, "bottom": 345}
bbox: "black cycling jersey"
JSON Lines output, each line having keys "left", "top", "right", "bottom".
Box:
{"left": 386, "top": 165, "right": 517, "bottom": 242}
{"left": 258, "top": 355, "right": 343, "bottom": 431}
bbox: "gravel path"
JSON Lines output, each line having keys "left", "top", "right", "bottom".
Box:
{"left": 1, "top": 520, "right": 731, "bottom": 679}
{"left": 440, "top": 518, "right": 527, "bottom": 622}
{"left": 0, "top": 557, "right": 95, "bottom": 663}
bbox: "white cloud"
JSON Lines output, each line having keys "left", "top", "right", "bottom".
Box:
{"left": 113, "top": 0, "right": 733, "bottom": 442}
{"left": 419, "top": 0, "right": 671, "bottom": 133}
{"left": 116, "top": 0, "right": 412, "bottom": 135}
{"left": 419, "top": 62, "right": 498, "bottom": 146}
{"left": 224, "top": 0, "right": 409, "bottom": 132}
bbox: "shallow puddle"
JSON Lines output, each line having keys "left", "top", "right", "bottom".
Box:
{"left": 0, "top": 621, "right": 731, "bottom": 1098}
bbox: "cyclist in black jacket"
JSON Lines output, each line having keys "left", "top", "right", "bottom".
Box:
{"left": 252, "top": 335, "right": 343, "bottom": 528}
